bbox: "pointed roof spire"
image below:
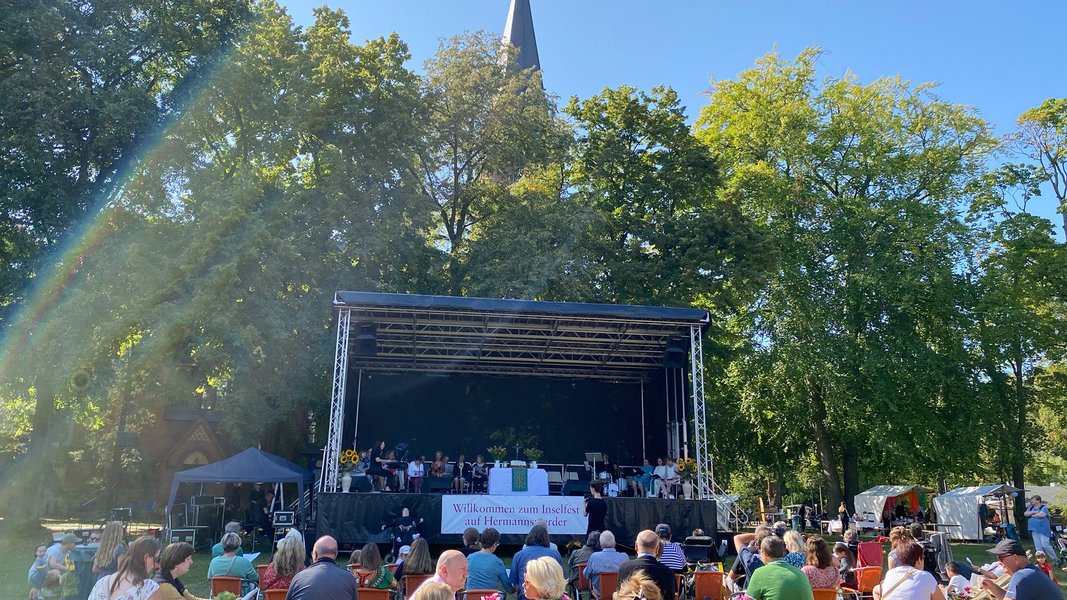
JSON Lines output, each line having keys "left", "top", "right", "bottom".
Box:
{"left": 502, "top": 0, "right": 540, "bottom": 73}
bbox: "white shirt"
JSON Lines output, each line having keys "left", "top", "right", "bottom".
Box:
{"left": 408, "top": 462, "right": 426, "bottom": 477}
{"left": 879, "top": 566, "right": 938, "bottom": 600}
{"left": 946, "top": 574, "right": 969, "bottom": 593}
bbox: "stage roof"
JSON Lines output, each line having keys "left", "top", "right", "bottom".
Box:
{"left": 333, "top": 292, "right": 710, "bottom": 381}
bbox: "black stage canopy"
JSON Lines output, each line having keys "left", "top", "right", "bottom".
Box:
{"left": 333, "top": 292, "right": 710, "bottom": 382}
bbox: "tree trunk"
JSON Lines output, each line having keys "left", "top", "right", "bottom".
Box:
{"left": 843, "top": 442, "right": 860, "bottom": 512}
{"left": 808, "top": 382, "right": 843, "bottom": 510}
{"left": 1012, "top": 355, "right": 1028, "bottom": 533}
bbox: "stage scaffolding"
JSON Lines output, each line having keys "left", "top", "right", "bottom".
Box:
{"left": 319, "top": 292, "right": 714, "bottom": 499}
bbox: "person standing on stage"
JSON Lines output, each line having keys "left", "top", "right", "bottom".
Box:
{"left": 584, "top": 481, "right": 608, "bottom": 535}
{"left": 368, "top": 441, "right": 391, "bottom": 491}
{"left": 654, "top": 524, "right": 686, "bottom": 571}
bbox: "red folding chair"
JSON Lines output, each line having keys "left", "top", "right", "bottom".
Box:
{"left": 597, "top": 572, "right": 619, "bottom": 600}
{"left": 358, "top": 588, "right": 392, "bottom": 600}
{"left": 856, "top": 541, "right": 882, "bottom": 567}
{"left": 692, "top": 570, "right": 724, "bottom": 600}
{"left": 210, "top": 576, "right": 242, "bottom": 596}
{"left": 405, "top": 574, "right": 433, "bottom": 599}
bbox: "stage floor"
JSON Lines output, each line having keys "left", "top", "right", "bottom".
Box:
{"left": 316, "top": 492, "right": 718, "bottom": 547}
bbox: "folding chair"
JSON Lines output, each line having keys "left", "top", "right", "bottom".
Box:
{"left": 460, "top": 589, "right": 501, "bottom": 600}
{"left": 210, "top": 576, "right": 242, "bottom": 596}
{"left": 852, "top": 566, "right": 882, "bottom": 599}
{"left": 596, "top": 572, "right": 619, "bottom": 600}
{"left": 358, "top": 588, "right": 392, "bottom": 600}
{"left": 571, "top": 562, "right": 591, "bottom": 600}
{"left": 256, "top": 564, "right": 269, "bottom": 582}
{"left": 263, "top": 590, "right": 288, "bottom": 600}
{"left": 405, "top": 574, "right": 433, "bottom": 599}
{"left": 856, "top": 542, "right": 882, "bottom": 568}
{"left": 692, "top": 570, "right": 724, "bottom": 600}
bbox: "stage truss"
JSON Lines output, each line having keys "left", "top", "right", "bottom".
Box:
{"left": 320, "top": 292, "right": 714, "bottom": 498}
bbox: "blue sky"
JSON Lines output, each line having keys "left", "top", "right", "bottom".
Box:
{"left": 280, "top": 0, "right": 1066, "bottom": 226}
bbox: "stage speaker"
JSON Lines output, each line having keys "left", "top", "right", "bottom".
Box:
{"left": 662, "top": 338, "right": 687, "bottom": 369}
{"left": 169, "top": 528, "right": 197, "bottom": 547}
{"left": 350, "top": 475, "right": 373, "bottom": 492}
{"left": 355, "top": 324, "right": 377, "bottom": 356}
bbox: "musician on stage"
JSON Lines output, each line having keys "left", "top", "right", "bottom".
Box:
{"left": 407, "top": 456, "right": 427, "bottom": 493}
{"left": 583, "top": 481, "right": 607, "bottom": 535}
{"left": 471, "top": 455, "right": 489, "bottom": 493}
{"left": 368, "top": 440, "right": 392, "bottom": 491}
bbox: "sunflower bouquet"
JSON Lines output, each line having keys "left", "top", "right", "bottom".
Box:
{"left": 339, "top": 449, "right": 358, "bottom": 474}
{"left": 674, "top": 457, "right": 698, "bottom": 482}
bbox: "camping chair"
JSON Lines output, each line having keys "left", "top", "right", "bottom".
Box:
{"left": 210, "top": 576, "right": 242, "bottom": 596}
{"left": 852, "top": 566, "right": 882, "bottom": 598}
{"left": 856, "top": 541, "right": 882, "bottom": 567}
{"left": 674, "top": 573, "right": 682, "bottom": 600}
{"left": 692, "top": 570, "right": 724, "bottom": 600}
{"left": 263, "top": 590, "right": 288, "bottom": 600}
{"left": 596, "top": 572, "right": 619, "bottom": 600}
{"left": 358, "top": 588, "right": 392, "bottom": 600}
{"left": 571, "top": 562, "right": 591, "bottom": 600}
{"left": 404, "top": 574, "right": 433, "bottom": 599}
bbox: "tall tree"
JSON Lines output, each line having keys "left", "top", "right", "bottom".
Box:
{"left": 696, "top": 49, "right": 994, "bottom": 508}
{"left": 409, "top": 32, "right": 567, "bottom": 293}
{"left": 1013, "top": 99, "right": 1067, "bottom": 239}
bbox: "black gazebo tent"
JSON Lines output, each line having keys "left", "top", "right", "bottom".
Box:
{"left": 165, "top": 447, "right": 312, "bottom": 537}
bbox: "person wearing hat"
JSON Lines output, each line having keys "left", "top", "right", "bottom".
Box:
{"left": 979, "top": 539, "right": 1063, "bottom": 600}
{"left": 653, "top": 524, "right": 685, "bottom": 571}
{"left": 46, "top": 534, "right": 79, "bottom": 574}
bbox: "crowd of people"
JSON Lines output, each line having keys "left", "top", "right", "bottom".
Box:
{"left": 28, "top": 506, "right": 1067, "bottom": 600}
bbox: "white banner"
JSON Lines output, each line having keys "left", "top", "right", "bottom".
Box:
{"left": 441, "top": 495, "right": 587, "bottom": 535}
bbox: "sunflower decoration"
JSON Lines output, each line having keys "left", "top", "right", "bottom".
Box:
{"left": 674, "top": 457, "right": 698, "bottom": 482}
{"left": 339, "top": 449, "right": 357, "bottom": 466}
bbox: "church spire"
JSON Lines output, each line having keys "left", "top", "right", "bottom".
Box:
{"left": 502, "top": 0, "right": 540, "bottom": 73}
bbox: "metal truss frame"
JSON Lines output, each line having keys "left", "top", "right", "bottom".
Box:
{"left": 690, "top": 324, "right": 713, "bottom": 500}
{"left": 320, "top": 308, "right": 351, "bottom": 492}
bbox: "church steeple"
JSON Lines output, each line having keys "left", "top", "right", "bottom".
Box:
{"left": 502, "top": 0, "right": 540, "bottom": 73}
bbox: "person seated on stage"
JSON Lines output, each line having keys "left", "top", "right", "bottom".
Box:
{"left": 583, "top": 530, "right": 630, "bottom": 599}
{"left": 599, "top": 454, "right": 617, "bottom": 481}
{"left": 207, "top": 532, "right": 258, "bottom": 595}
{"left": 212, "top": 522, "right": 245, "bottom": 558}
{"left": 430, "top": 453, "right": 447, "bottom": 478}
{"left": 452, "top": 454, "right": 470, "bottom": 493}
{"left": 259, "top": 490, "right": 277, "bottom": 529}
{"left": 470, "top": 455, "right": 489, "bottom": 493}
{"left": 466, "top": 527, "right": 514, "bottom": 593}
{"left": 353, "top": 450, "right": 370, "bottom": 475}
{"left": 408, "top": 456, "right": 427, "bottom": 493}
{"left": 630, "top": 458, "right": 653, "bottom": 498}
{"left": 385, "top": 450, "right": 402, "bottom": 491}
{"left": 368, "top": 441, "right": 392, "bottom": 491}
{"left": 652, "top": 458, "right": 679, "bottom": 499}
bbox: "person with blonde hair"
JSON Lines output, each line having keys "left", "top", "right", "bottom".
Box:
{"left": 616, "top": 571, "right": 662, "bottom": 600}
{"left": 397, "top": 537, "right": 434, "bottom": 581}
{"left": 522, "top": 557, "right": 567, "bottom": 600}
{"left": 782, "top": 530, "right": 806, "bottom": 568}
{"left": 261, "top": 536, "right": 305, "bottom": 590}
{"left": 88, "top": 536, "right": 161, "bottom": 600}
{"left": 93, "top": 522, "right": 126, "bottom": 580}
{"left": 887, "top": 526, "right": 912, "bottom": 570}
{"left": 412, "top": 582, "right": 454, "bottom": 600}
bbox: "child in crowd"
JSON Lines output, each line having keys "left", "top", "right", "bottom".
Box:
{"left": 1036, "top": 551, "right": 1056, "bottom": 582}
{"left": 38, "top": 571, "right": 62, "bottom": 600}
{"left": 945, "top": 562, "right": 969, "bottom": 595}
{"left": 28, "top": 544, "right": 48, "bottom": 599}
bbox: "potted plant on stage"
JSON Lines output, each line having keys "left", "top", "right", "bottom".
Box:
{"left": 339, "top": 449, "right": 356, "bottom": 492}
{"left": 524, "top": 447, "right": 543, "bottom": 469}
{"left": 488, "top": 446, "right": 507, "bottom": 468}
{"left": 675, "top": 457, "right": 698, "bottom": 499}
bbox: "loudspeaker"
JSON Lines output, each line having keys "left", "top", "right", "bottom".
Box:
{"left": 169, "top": 528, "right": 197, "bottom": 546}
{"left": 355, "top": 324, "right": 377, "bottom": 356}
{"left": 350, "top": 475, "right": 373, "bottom": 492}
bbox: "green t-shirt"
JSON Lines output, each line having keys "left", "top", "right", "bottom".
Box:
{"left": 745, "top": 559, "right": 814, "bottom": 600}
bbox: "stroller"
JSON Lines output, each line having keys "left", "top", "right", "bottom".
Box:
{"left": 1053, "top": 522, "right": 1067, "bottom": 564}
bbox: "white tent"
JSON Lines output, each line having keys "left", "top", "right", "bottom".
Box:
{"left": 933, "top": 484, "right": 1018, "bottom": 541}
{"left": 854, "top": 485, "right": 924, "bottom": 521}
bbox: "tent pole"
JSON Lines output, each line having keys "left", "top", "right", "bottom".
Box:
{"left": 352, "top": 369, "right": 364, "bottom": 451}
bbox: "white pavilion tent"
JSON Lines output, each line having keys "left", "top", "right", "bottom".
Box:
{"left": 933, "top": 484, "right": 1018, "bottom": 541}
{"left": 854, "top": 485, "right": 925, "bottom": 521}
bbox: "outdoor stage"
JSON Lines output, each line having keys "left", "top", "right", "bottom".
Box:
{"left": 317, "top": 492, "right": 719, "bottom": 547}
